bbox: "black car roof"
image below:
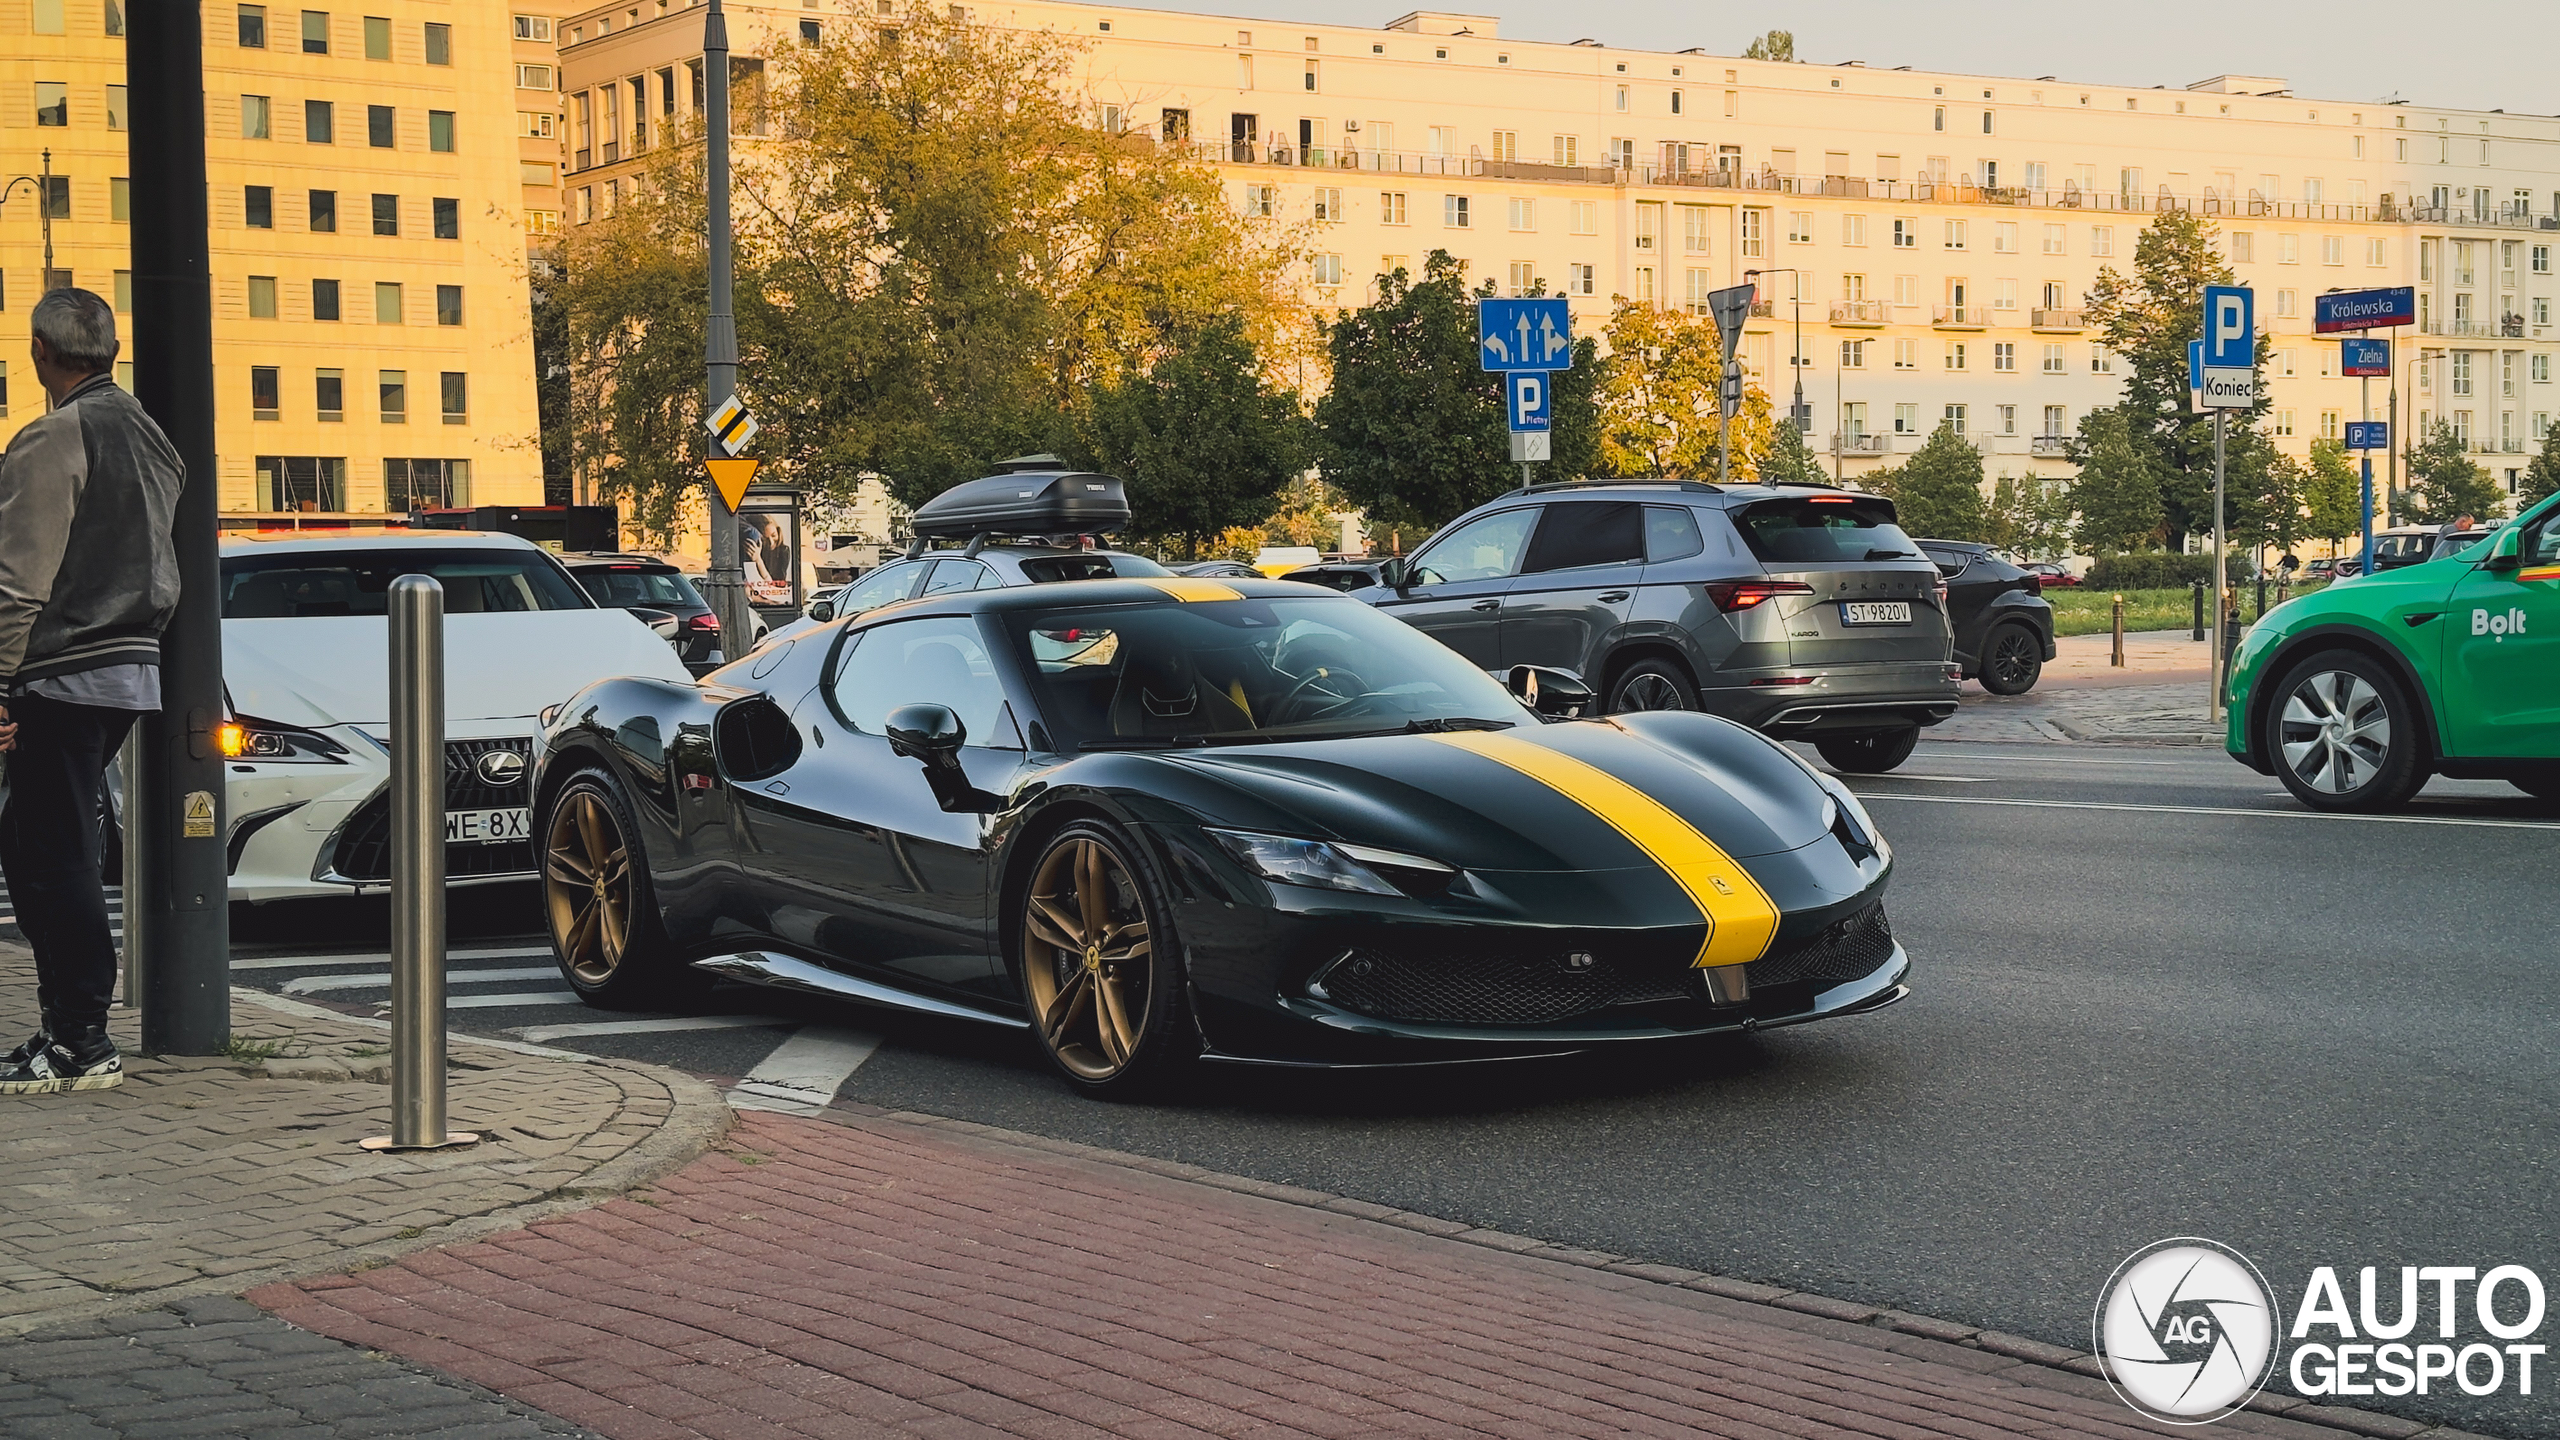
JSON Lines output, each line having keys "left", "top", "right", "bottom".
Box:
{"left": 843, "top": 575, "right": 1359, "bottom": 627}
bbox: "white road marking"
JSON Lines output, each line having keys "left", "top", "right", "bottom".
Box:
{"left": 1856, "top": 792, "right": 2560, "bottom": 831}
{"left": 1909, "top": 751, "right": 2188, "bottom": 766}
{"left": 233, "top": 945, "right": 552, "bottom": 970}
{"left": 1853, "top": 774, "right": 1992, "bottom": 783}
{"left": 285, "top": 966, "right": 558, "bottom": 994}
{"left": 725, "top": 1025, "right": 882, "bottom": 1115}
{"left": 515, "top": 1015, "right": 791, "bottom": 1043}
{"left": 430, "top": 990, "right": 587, "bottom": 1009}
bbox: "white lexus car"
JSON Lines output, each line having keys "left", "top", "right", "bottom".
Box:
{"left": 218, "top": 531, "right": 693, "bottom": 904}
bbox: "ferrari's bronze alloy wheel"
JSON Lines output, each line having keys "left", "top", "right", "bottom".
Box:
{"left": 1022, "top": 833, "right": 1155, "bottom": 1081}
{"left": 545, "top": 788, "right": 633, "bottom": 985}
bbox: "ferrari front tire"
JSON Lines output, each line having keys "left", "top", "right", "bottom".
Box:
{"left": 2266, "top": 650, "right": 2428, "bottom": 813}
{"left": 541, "top": 770, "right": 705, "bottom": 1010}
{"left": 1015, "top": 820, "right": 1194, "bottom": 1100}
{"left": 1816, "top": 727, "right": 1919, "bottom": 774}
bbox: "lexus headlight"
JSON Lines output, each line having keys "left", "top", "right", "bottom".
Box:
{"left": 1206, "top": 829, "right": 1452, "bottom": 896}
{"left": 218, "top": 715, "right": 348, "bottom": 764}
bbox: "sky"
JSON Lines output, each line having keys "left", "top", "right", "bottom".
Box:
{"left": 1113, "top": 0, "right": 2557, "bottom": 116}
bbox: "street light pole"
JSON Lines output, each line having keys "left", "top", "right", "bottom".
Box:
{"left": 1, "top": 149, "right": 56, "bottom": 297}
{"left": 699, "top": 0, "right": 751, "bottom": 653}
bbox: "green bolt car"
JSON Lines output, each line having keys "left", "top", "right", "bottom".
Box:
{"left": 2229, "top": 494, "right": 2560, "bottom": 812}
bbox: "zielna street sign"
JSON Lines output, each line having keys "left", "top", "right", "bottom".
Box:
{"left": 2345, "top": 421, "right": 2391, "bottom": 451}
{"left": 1478, "top": 298, "right": 1573, "bottom": 372}
{"left": 2340, "top": 337, "right": 2391, "bottom": 377}
{"left": 2314, "top": 286, "right": 2418, "bottom": 334}
{"left": 2198, "top": 285, "right": 2255, "bottom": 410}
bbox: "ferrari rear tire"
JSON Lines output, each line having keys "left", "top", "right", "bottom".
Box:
{"left": 541, "top": 770, "right": 705, "bottom": 1010}
{"left": 1015, "top": 820, "right": 1194, "bottom": 1100}
{"left": 2266, "top": 649, "right": 2428, "bottom": 813}
{"left": 1816, "top": 727, "right": 1919, "bottom": 774}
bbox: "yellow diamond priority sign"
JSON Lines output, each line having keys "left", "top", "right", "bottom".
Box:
{"left": 706, "top": 457, "right": 760, "bottom": 512}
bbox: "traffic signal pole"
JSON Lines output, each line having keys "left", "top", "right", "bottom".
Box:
{"left": 128, "top": 0, "right": 230, "bottom": 1054}
{"left": 700, "top": 0, "right": 752, "bottom": 654}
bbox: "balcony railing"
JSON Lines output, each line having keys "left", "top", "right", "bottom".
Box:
{"left": 2031, "top": 308, "right": 2087, "bottom": 331}
{"left": 2422, "top": 317, "right": 2530, "bottom": 339}
{"left": 1830, "top": 301, "right": 1887, "bottom": 326}
{"left": 2031, "top": 435, "right": 2071, "bottom": 455}
{"left": 1933, "top": 305, "right": 1991, "bottom": 329}
{"left": 1832, "top": 433, "right": 1891, "bottom": 454}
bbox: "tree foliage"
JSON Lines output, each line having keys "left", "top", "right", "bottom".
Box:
{"left": 2249, "top": 448, "right": 2306, "bottom": 553}
{"left": 1074, "top": 317, "right": 1314, "bottom": 560}
{"left": 1740, "top": 29, "right": 1795, "bottom": 61}
{"left": 2070, "top": 407, "right": 2166, "bottom": 554}
{"left": 2302, "top": 439, "right": 2363, "bottom": 550}
{"left": 1869, "top": 422, "right": 1990, "bottom": 540}
{"left": 2401, "top": 421, "right": 2506, "bottom": 524}
{"left": 2519, "top": 422, "right": 2560, "bottom": 507}
{"left": 554, "top": 11, "right": 1302, "bottom": 545}
{"left": 2080, "top": 210, "right": 2271, "bottom": 548}
{"left": 1589, "top": 298, "right": 1773, "bottom": 481}
{"left": 1988, "top": 474, "right": 2073, "bottom": 558}
{"left": 1758, "top": 417, "right": 1828, "bottom": 487}
{"left": 1314, "top": 253, "right": 1516, "bottom": 535}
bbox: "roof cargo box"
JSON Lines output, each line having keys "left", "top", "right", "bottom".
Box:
{"left": 908, "top": 470, "right": 1130, "bottom": 540}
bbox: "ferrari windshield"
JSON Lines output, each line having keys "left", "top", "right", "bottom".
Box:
{"left": 1000, "top": 595, "right": 1524, "bottom": 746}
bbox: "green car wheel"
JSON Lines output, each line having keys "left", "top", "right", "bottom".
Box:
{"left": 2266, "top": 650, "right": 2429, "bottom": 813}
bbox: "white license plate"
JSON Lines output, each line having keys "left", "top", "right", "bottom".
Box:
{"left": 1840, "top": 601, "right": 1913, "bottom": 626}
{"left": 445, "top": 808, "right": 531, "bottom": 844}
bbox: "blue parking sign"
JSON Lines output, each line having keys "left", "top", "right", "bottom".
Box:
{"left": 2345, "top": 421, "right": 2390, "bottom": 451}
{"left": 1508, "top": 373, "right": 1551, "bottom": 432}
{"left": 2202, "top": 286, "right": 2254, "bottom": 369}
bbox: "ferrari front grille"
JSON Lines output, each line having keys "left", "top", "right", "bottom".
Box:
{"left": 1309, "top": 947, "right": 1692, "bottom": 1028}
{"left": 1744, "top": 905, "right": 1896, "bottom": 988}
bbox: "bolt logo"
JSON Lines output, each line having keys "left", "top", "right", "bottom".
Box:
{"left": 2472, "top": 607, "right": 2528, "bottom": 641}
{"left": 2095, "top": 1238, "right": 2281, "bottom": 1424}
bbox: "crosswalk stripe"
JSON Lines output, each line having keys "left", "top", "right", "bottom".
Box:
{"left": 231, "top": 946, "right": 553, "bottom": 970}
{"left": 285, "top": 966, "right": 558, "bottom": 995}
{"left": 426, "top": 990, "right": 585, "bottom": 1010}
{"left": 514, "top": 1015, "right": 792, "bottom": 1043}
{"left": 724, "top": 1025, "right": 881, "bottom": 1115}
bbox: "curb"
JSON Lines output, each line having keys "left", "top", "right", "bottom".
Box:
{"left": 805, "top": 1101, "right": 2495, "bottom": 1440}
{"left": 0, "top": 989, "right": 731, "bottom": 1339}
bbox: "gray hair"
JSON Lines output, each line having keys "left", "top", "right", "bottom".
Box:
{"left": 31, "top": 287, "right": 119, "bottom": 372}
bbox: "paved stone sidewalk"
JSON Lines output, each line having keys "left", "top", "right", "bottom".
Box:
{"left": 0, "top": 946, "right": 729, "bottom": 1336}
{"left": 0, "top": 1296, "right": 601, "bottom": 1439}
{"left": 255, "top": 1109, "right": 2488, "bottom": 1440}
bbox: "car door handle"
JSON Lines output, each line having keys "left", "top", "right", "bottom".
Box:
{"left": 1471, "top": 599, "right": 1501, "bottom": 611}
{"left": 1597, "top": 591, "right": 1631, "bottom": 603}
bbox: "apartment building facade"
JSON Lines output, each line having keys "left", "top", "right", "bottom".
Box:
{"left": 555, "top": 0, "right": 2560, "bottom": 499}
{"left": 1, "top": 0, "right": 545, "bottom": 522}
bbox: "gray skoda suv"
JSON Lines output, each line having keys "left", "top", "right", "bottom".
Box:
{"left": 1353, "top": 479, "right": 1960, "bottom": 772}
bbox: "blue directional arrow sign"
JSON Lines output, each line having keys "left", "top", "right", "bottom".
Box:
{"left": 1507, "top": 372, "right": 1551, "bottom": 432}
{"left": 1479, "top": 298, "right": 1574, "bottom": 373}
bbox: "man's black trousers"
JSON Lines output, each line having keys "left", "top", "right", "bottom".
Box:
{"left": 1, "top": 695, "right": 138, "bottom": 1034}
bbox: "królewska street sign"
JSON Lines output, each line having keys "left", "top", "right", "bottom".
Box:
{"left": 1478, "top": 298, "right": 1573, "bottom": 372}
{"left": 2199, "top": 284, "right": 2255, "bottom": 410}
{"left": 2344, "top": 421, "right": 2390, "bottom": 451}
{"left": 2314, "top": 286, "right": 2417, "bottom": 334}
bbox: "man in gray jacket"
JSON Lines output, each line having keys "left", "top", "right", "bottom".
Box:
{"left": 0, "top": 288, "right": 183, "bottom": 1094}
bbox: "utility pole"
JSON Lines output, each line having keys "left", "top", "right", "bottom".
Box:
{"left": 128, "top": 2, "right": 229, "bottom": 1054}
{"left": 699, "top": 0, "right": 752, "bottom": 653}
{"left": 2210, "top": 409, "right": 2227, "bottom": 726}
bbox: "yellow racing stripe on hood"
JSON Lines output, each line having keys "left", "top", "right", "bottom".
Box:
{"left": 1425, "top": 730, "right": 1780, "bottom": 968}
{"left": 1142, "top": 578, "right": 1245, "bottom": 602}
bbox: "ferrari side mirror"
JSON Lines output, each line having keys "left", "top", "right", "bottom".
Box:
{"left": 885, "top": 703, "right": 967, "bottom": 770}
{"left": 2483, "top": 527, "right": 2522, "bottom": 571}
{"left": 807, "top": 597, "right": 837, "bottom": 622}
{"left": 1507, "top": 664, "right": 1594, "bottom": 718}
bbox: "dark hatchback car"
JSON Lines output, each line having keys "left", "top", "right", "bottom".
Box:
{"left": 1350, "top": 480, "right": 1960, "bottom": 772}
{"left": 560, "top": 553, "right": 724, "bottom": 674}
{"left": 1913, "top": 540, "right": 2057, "bottom": 695}
{"left": 1284, "top": 560, "right": 1389, "bottom": 592}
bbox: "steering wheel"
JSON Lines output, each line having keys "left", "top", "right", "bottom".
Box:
{"left": 1275, "top": 666, "right": 1373, "bottom": 724}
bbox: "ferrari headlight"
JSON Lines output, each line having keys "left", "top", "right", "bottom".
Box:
{"left": 1206, "top": 829, "right": 1451, "bottom": 896}
{"left": 218, "top": 715, "right": 348, "bottom": 764}
{"left": 1762, "top": 735, "right": 1887, "bottom": 862}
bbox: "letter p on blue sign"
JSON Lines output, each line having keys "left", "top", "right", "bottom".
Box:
{"left": 2203, "top": 284, "right": 2254, "bottom": 369}
{"left": 1509, "top": 372, "right": 1551, "bottom": 432}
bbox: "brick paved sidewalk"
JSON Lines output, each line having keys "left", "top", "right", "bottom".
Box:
{"left": 0, "top": 946, "right": 728, "bottom": 1336}
{"left": 254, "top": 1109, "right": 2484, "bottom": 1440}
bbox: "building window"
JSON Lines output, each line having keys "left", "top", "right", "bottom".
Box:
{"left": 2090, "top": 345, "right": 2114, "bottom": 374}
{"left": 1893, "top": 339, "right": 1916, "bottom": 370}
{"left": 111, "top": 270, "right": 131, "bottom": 312}
{"left": 368, "top": 105, "right": 394, "bottom": 148}
{"left": 439, "top": 373, "right": 467, "bottom": 424}
{"left": 2275, "top": 288, "right": 2296, "bottom": 318}
{"left": 1997, "top": 404, "right": 2017, "bottom": 435}
{"left": 1681, "top": 206, "right": 1710, "bottom": 255}
{"left": 312, "top": 278, "right": 340, "bottom": 320}
{"left": 1507, "top": 197, "right": 1534, "bottom": 231}
{"left": 371, "top": 193, "right": 398, "bottom": 235}
{"left": 301, "top": 8, "right": 328, "bottom": 54}
{"left": 1614, "top": 85, "right": 1627, "bottom": 113}
{"left": 2090, "top": 226, "right": 2113, "bottom": 257}
{"left": 106, "top": 84, "right": 126, "bottom": 131}
{"left": 1788, "top": 211, "right": 1813, "bottom": 245}
{"left": 1944, "top": 219, "right": 1966, "bottom": 250}
{"left": 1311, "top": 187, "right": 1341, "bottom": 222}
{"left": 1632, "top": 267, "right": 1653, "bottom": 303}
{"left": 1842, "top": 214, "right": 1866, "bottom": 247}
{"left": 251, "top": 366, "right": 280, "bottom": 419}
{"left": 1571, "top": 200, "right": 1596, "bottom": 236}
{"left": 110, "top": 177, "right": 128, "bottom": 222}
{"left": 303, "top": 98, "right": 333, "bottom": 144}
{"left": 240, "top": 93, "right": 270, "bottom": 138}
{"left": 516, "top": 64, "right": 554, "bottom": 90}
{"left": 1443, "top": 194, "right": 1469, "bottom": 228}
{"left": 432, "top": 197, "right": 457, "bottom": 239}
{"left": 428, "top": 111, "right": 454, "bottom": 152}
{"left": 801, "top": 19, "right": 821, "bottom": 45}
{"left": 1552, "top": 134, "right": 1578, "bottom": 167}
{"left": 2322, "top": 236, "right": 2343, "bottom": 266}
{"left": 1685, "top": 269, "right": 1713, "bottom": 315}
{"left": 513, "top": 14, "right": 552, "bottom": 39}
{"left": 375, "top": 282, "right": 402, "bottom": 324}
{"left": 257, "top": 456, "right": 345, "bottom": 510}
{"left": 1945, "top": 342, "right": 1967, "bottom": 371}
{"left": 380, "top": 370, "right": 406, "bottom": 422}
{"left": 248, "top": 274, "right": 277, "bottom": 317}
{"left": 2043, "top": 405, "right": 2066, "bottom": 436}
{"left": 1840, "top": 340, "right": 1866, "bottom": 369}
{"left": 1993, "top": 221, "right": 2017, "bottom": 254}
{"left": 2535, "top": 355, "right": 2551, "bottom": 384}
{"left": 2278, "top": 233, "right": 2298, "bottom": 264}
{"left": 314, "top": 370, "right": 344, "bottom": 421}
{"left": 1379, "top": 191, "right": 1406, "bottom": 225}
{"left": 1311, "top": 253, "right": 1342, "bottom": 289}
{"left": 526, "top": 209, "right": 558, "bottom": 235}
{"left": 1993, "top": 342, "right": 2016, "bottom": 372}
{"left": 2277, "top": 349, "right": 2296, "bottom": 378}
{"left": 521, "top": 161, "right": 555, "bottom": 187}
{"left": 362, "top": 13, "right": 388, "bottom": 57}
{"left": 519, "top": 111, "right": 555, "bottom": 138}
{"left": 1570, "top": 263, "right": 1595, "bottom": 296}
{"left": 1944, "top": 403, "right": 1969, "bottom": 429}
{"left": 2230, "top": 232, "right": 2253, "bottom": 263}
{"left": 1740, "top": 209, "right": 1762, "bottom": 257}
{"left": 308, "top": 189, "right": 336, "bottom": 231}
{"left": 434, "top": 284, "right": 461, "bottom": 326}
{"left": 385, "top": 458, "right": 469, "bottom": 508}
{"left": 2273, "top": 409, "right": 2294, "bottom": 437}
{"left": 2320, "top": 411, "right": 2340, "bottom": 439}
{"left": 1894, "top": 403, "right": 1918, "bottom": 434}
{"left": 424, "top": 20, "right": 448, "bottom": 63}
{"left": 239, "top": 3, "right": 266, "bottom": 46}
{"left": 1892, "top": 218, "right": 1916, "bottom": 249}
{"left": 244, "top": 185, "right": 274, "bottom": 229}
{"left": 1241, "top": 185, "right": 1273, "bottom": 218}
{"left": 1511, "top": 262, "right": 1537, "bottom": 297}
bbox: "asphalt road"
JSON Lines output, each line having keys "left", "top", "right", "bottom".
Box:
{"left": 207, "top": 739, "right": 2560, "bottom": 1439}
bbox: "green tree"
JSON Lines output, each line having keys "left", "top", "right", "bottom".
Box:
{"left": 1988, "top": 473, "right": 2072, "bottom": 558}
{"left": 2080, "top": 210, "right": 2271, "bottom": 548}
{"left": 2247, "top": 448, "right": 2306, "bottom": 553}
{"left": 530, "top": 263, "right": 573, "bottom": 505}
{"left": 1882, "top": 422, "right": 1992, "bottom": 540}
{"left": 1740, "top": 29, "right": 1795, "bottom": 61}
{"left": 2070, "top": 407, "right": 2166, "bottom": 554}
{"left": 2301, "top": 439, "right": 2362, "bottom": 553}
{"left": 2402, "top": 421, "right": 2506, "bottom": 524}
{"left": 1589, "top": 297, "right": 1773, "bottom": 480}
{"left": 1757, "top": 418, "right": 1828, "bottom": 486}
{"left": 2520, "top": 421, "right": 2560, "bottom": 507}
{"left": 1314, "top": 253, "right": 1514, "bottom": 534}
{"left": 1077, "top": 317, "right": 1313, "bottom": 559}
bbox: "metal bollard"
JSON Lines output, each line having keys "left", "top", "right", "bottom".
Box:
{"left": 2190, "top": 580, "right": 2206, "bottom": 641}
{"left": 363, "top": 576, "right": 478, "bottom": 1153}
{"left": 2111, "top": 594, "right": 2126, "bottom": 668}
